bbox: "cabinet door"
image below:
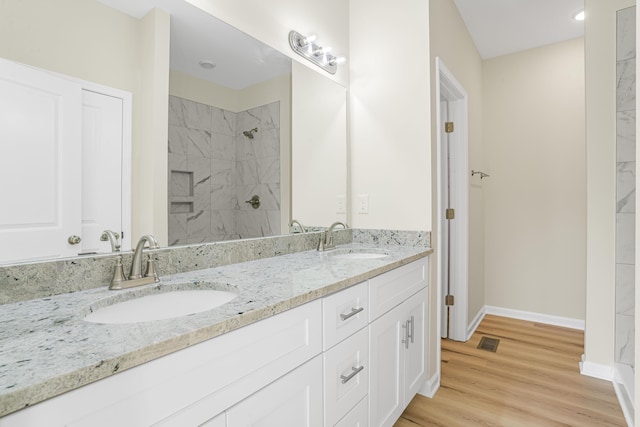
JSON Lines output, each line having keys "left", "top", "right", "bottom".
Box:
{"left": 403, "top": 288, "right": 428, "bottom": 405}
{"left": 0, "top": 58, "right": 82, "bottom": 263}
{"left": 226, "top": 355, "right": 323, "bottom": 427}
{"left": 368, "top": 304, "right": 404, "bottom": 427}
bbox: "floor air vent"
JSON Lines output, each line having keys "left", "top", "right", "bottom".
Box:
{"left": 477, "top": 336, "right": 500, "bottom": 352}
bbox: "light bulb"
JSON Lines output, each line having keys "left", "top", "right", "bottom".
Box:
{"left": 301, "top": 34, "right": 317, "bottom": 46}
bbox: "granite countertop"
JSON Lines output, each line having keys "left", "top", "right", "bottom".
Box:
{"left": 0, "top": 243, "right": 431, "bottom": 417}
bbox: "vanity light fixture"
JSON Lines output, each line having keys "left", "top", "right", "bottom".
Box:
{"left": 289, "top": 30, "right": 344, "bottom": 75}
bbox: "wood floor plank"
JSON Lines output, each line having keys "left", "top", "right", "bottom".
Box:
{"left": 396, "top": 315, "right": 626, "bottom": 427}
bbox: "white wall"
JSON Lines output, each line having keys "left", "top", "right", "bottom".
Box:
{"left": 429, "top": 0, "right": 485, "bottom": 330}
{"left": 291, "top": 62, "right": 347, "bottom": 227}
{"left": 0, "top": 0, "right": 140, "bottom": 92}
{"left": 349, "top": 0, "right": 431, "bottom": 231}
{"left": 349, "top": 0, "right": 433, "bottom": 379}
{"left": 585, "top": 0, "right": 635, "bottom": 375}
{"left": 483, "top": 38, "right": 586, "bottom": 321}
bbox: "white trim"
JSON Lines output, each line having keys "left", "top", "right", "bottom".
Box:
{"left": 613, "top": 363, "right": 635, "bottom": 427}
{"left": 579, "top": 354, "right": 614, "bottom": 381}
{"left": 435, "top": 57, "right": 469, "bottom": 342}
{"left": 484, "top": 305, "right": 585, "bottom": 330}
{"left": 466, "top": 306, "right": 486, "bottom": 341}
{"left": 417, "top": 371, "right": 440, "bottom": 399}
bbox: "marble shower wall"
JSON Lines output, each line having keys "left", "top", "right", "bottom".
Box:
{"left": 168, "top": 96, "right": 281, "bottom": 245}
{"left": 615, "top": 6, "right": 636, "bottom": 367}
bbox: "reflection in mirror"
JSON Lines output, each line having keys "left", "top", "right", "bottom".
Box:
{"left": 292, "top": 62, "right": 348, "bottom": 227}
{"left": 163, "top": 0, "right": 292, "bottom": 245}
{"left": 0, "top": 0, "right": 347, "bottom": 265}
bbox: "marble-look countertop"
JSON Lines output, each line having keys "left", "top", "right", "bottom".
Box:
{"left": 0, "top": 243, "right": 431, "bottom": 417}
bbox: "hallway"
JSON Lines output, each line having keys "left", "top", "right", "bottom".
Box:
{"left": 396, "top": 315, "right": 626, "bottom": 426}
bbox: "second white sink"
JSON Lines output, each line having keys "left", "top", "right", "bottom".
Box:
{"left": 84, "top": 288, "right": 237, "bottom": 324}
{"left": 327, "top": 248, "right": 389, "bottom": 260}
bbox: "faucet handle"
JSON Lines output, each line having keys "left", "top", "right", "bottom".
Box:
{"left": 109, "top": 255, "right": 128, "bottom": 290}
{"left": 144, "top": 255, "right": 159, "bottom": 282}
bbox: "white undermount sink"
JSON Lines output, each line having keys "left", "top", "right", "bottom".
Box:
{"left": 84, "top": 283, "right": 237, "bottom": 324}
{"left": 327, "top": 248, "right": 389, "bottom": 260}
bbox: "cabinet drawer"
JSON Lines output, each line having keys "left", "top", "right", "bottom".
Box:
{"left": 323, "top": 327, "right": 369, "bottom": 426}
{"left": 335, "top": 397, "right": 368, "bottom": 427}
{"left": 323, "top": 281, "right": 368, "bottom": 350}
{"left": 369, "top": 258, "right": 427, "bottom": 321}
{"left": 226, "top": 355, "right": 323, "bottom": 427}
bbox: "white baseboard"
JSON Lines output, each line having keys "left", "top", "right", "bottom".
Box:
{"left": 614, "top": 363, "right": 635, "bottom": 427}
{"left": 580, "top": 354, "right": 614, "bottom": 381}
{"left": 484, "top": 305, "right": 585, "bottom": 330}
{"left": 466, "top": 307, "right": 486, "bottom": 341}
{"left": 417, "top": 371, "right": 440, "bottom": 398}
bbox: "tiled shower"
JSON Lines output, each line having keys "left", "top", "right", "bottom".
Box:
{"left": 168, "top": 96, "right": 281, "bottom": 245}
{"left": 615, "top": 5, "right": 636, "bottom": 401}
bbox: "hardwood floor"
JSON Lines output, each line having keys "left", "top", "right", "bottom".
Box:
{"left": 396, "top": 315, "right": 627, "bottom": 426}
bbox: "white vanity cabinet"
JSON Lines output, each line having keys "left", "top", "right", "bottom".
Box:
{"left": 368, "top": 259, "right": 428, "bottom": 427}
{"left": 1, "top": 256, "right": 429, "bottom": 427}
{"left": 0, "top": 301, "right": 323, "bottom": 427}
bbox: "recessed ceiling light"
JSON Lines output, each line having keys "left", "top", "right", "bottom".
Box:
{"left": 572, "top": 9, "right": 585, "bottom": 21}
{"left": 199, "top": 60, "right": 216, "bottom": 70}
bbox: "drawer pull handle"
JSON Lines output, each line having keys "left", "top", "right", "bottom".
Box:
{"left": 340, "top": 365, "right": 364, "bottom": 384}
{"left": 402, "top": 321, "right": 409, "bottom": 349}
{"left": 340, "top": 307, "right": 364, "bottom": 321}
{"left": 408, "top": 315, "right": 415, "bottom": 343}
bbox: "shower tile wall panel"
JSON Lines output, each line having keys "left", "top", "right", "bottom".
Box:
{"left": 615, "top": 7, "right": 636, "bottom": 368}
{"left": 168, "top": 96, "right": 281, "bottom": 244}
{"left": 236, "top": 104, "right": 281, "bottom": 239}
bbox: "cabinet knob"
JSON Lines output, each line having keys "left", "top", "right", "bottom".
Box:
{"left": 67, "top": 235, "right": 82, "bottom": 245}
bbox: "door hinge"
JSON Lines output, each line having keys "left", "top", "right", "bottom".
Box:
{"left": 445, "top": 295, "right": 455, "bottom": 306}
{"left": 446, "top": 208, "right": 455, "bottom": 220}
{"left": 445, "top": 122, "right": 454, "bottom": 133}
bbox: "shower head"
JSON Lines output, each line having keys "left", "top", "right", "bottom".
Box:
{"left": 243, "top": 127, "right": 258, "bottom": 139}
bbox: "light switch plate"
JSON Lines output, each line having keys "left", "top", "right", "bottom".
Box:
{"left": 336, "top": 195, "right": 346, "bottom": 214}
{"left": 357, "top": 194, "right": 369, "bottom": 214}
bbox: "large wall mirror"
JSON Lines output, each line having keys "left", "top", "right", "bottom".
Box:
{"left": 0, "top": 0, "right": 347, "bottom": 265}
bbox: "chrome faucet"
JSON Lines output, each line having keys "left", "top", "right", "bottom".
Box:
{"left": 100, "top": 230, "right": 121, "bottom": 252}
{"left": 109, "top": 234, "right": 160, "bottom": 290}
{"left": 317, "top": 222, "right": 348, "bottom": 251}
{"left": 289, "top": 219, "right": 307, "bottom": 234}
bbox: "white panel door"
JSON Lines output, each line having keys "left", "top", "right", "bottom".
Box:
{"left": 80, "top": 90, "right": 123, "bottom": 254}
{"left": 0, "top": 58, "right": 81, "bottom": 263}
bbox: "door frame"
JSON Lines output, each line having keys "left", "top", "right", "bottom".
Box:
{"left": 435, "top": 57, "right": 469, "bottom": 342}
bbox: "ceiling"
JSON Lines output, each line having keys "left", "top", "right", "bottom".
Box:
{"left": 453, "top": 0, "right": 585, "bottom": 59}
{"left": 96, "top": 0, "right": 291, "bottom": 90}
